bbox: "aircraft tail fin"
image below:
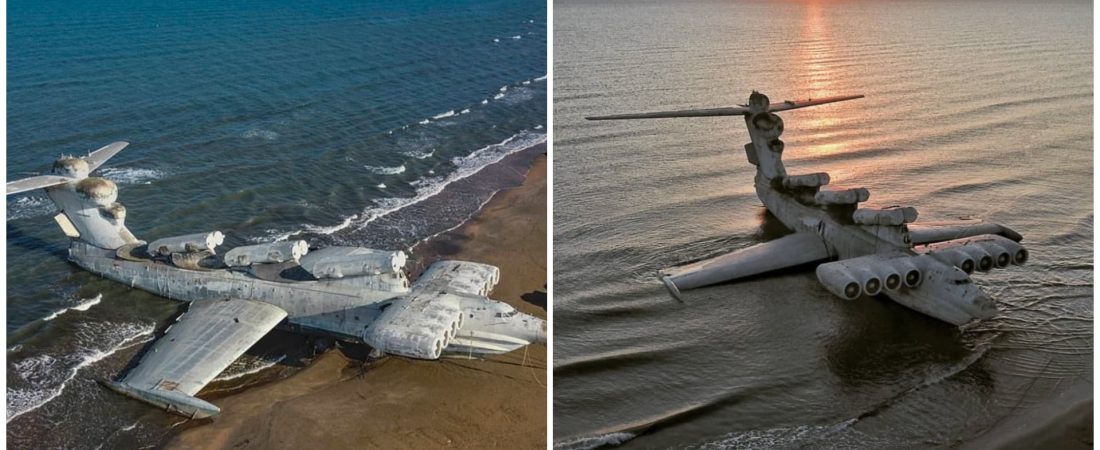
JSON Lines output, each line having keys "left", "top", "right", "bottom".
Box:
{"left": 7, "top": 142, "right": 129, "bottom": 196}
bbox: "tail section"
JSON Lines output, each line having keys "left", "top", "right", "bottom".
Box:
{"left": 7, "top": 142, "right": 139, "bottom": 249}
{"left": 587, "top": 92, "right": 862, "bottom": 182}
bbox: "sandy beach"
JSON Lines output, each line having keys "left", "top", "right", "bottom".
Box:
{"left": 166, "top": 150, "right": 547, "bottom": 450}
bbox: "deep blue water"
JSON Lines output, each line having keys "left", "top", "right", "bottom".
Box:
{"left": 6, "top": 0, "right": 545, "bottom": 447}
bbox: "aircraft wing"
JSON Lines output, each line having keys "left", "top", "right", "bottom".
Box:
{"left": 659, "top": 231, "right": 832, "bottom": 300}
{"left": 84, "top": 141, "right": 129, "bottom": 172}
{"left": 104, "top": 298, "right": 287, "bottom": 419}
{"left": 6, "top": 175, "right": 72, "bottom": 195}
{"left": 907, "top": 220, "right": 1023, "bottom": 245}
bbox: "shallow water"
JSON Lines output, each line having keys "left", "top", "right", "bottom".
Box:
{"left": 6, "top": 0, "right": 545, "bottom": 447}
{"left": 553, "top": 0, "right": 1091, "bottom": 448}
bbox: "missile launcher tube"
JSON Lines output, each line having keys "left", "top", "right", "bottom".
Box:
{"left": 148, "top": 232, "right": 225, "bottom": 257}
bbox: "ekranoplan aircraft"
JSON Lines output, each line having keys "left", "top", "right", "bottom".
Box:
{"left": 587, "top": 91, "right": 1028, "bottom": 326}
{"left": 6, "top": 143, "right": 546, "bottom": 419}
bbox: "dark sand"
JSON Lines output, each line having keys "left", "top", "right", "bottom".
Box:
{"left": 167, "top": 152, "right": 547, "bottom": 450}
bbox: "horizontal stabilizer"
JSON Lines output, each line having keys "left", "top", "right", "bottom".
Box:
{"left": 766, "top": 95, "right": 865, "bottom": 113}
{"left": 586, "top": 94, "right": 863, "bottom": 121}
{"left": 85, "top": 141, "right": 129, "bottom": 172}
{"left": 6, "top": 175, "right": 73, "bottom": 195}
{"left": 587, "top": 106, "right": 749, "bottom": 120}
{"left": 659, "top": 232, "right": 831, "bottom": 297}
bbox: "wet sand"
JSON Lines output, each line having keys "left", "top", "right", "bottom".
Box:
{"left": 166, "top": 151, "right": 547, "bottom": 450}
{"left": 962, "top": 380, "right": 1092, "bottom": 450}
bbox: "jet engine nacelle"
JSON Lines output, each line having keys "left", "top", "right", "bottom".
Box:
{"left": 920, "top": 234, "right": 1026, "bottom": 271}
{"left": 816, "top": 253, "right": 923, "bottom": 300}
{"left": 927, "top": 247, "right": 976, "bottom": 274}
{"left": 362, "top": 298, "right": 462, "bottom": 360}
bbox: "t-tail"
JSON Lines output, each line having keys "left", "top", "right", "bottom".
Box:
{"left": 587, "top": 92, "right": 863, "bottom": 181}
{"left": 6, "top": 142, "right": 141, "bottom": 250}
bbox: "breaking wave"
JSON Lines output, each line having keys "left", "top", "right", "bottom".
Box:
{"left": 352, "top": 131, "right": 546, "bottom": 231}
{"left": 214, "top": 354, "right": 287, "bottom": 382}
{"left": 98, "top": 167, "right": 165, "bottom": 185}
{"left": 432, "top": 110, "right": 456, "bottom": 120}
{"left": 364, "top": 164, "right": 406, "bottom": 175}
{"left": 7, "top": 321, "right": 154, "bottom": 423}
{"left": 242, "top": 128, "right": 279, "bottom": 141}
{"left": 402, "top": 148, "right": 435, "bottom": 160}
{"left": 554, "top": 432, "right": 637, "bottom": 450}
{"left": 7, "top": 195, "right": 55, "bottom": 221}
{"left": 42, "top": 294, "right": 103, "bottom": 321}
{"left": 302, "top": 131, "right": 546, "bottom": 237}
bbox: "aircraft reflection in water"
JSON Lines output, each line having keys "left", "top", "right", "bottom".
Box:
{"left": 6, "top": 143, "right": 546, "bottom": 419}
{"left": 588, "top": 92, "right": 1029, "bottom": 326}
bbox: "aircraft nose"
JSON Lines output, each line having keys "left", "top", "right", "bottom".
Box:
{"left": 970, "top": 291, "right": 998, "bottom": 319}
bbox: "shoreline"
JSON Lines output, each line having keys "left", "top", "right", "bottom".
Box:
{"left": 165, "top": 149, "right": 547, "bottom": 449}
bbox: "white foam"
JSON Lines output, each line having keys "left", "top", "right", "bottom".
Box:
{"left": 98, "top": 168, "right": 165, "bottom": 185}
{"left": 500, "top": 86, "right": 508, "bottom": 92}
{"left": 535, "top": 125, "right": 544, "bottom": 130}
{"left": 42, "top": 294, "right": 103, "bottom": 322}
{"left": 377, "top": 183, "right": 387, "bottom": 189}
{"left": 493, "top": 38, "right": 500, "bottom": 43}
{"left": 481, "top": 99, "right": 489, "bottom": 105}
{"left": 302, "top": 213, "right": 359, "bottom": 236}
{"left": 553, "top": 432, "right": 636, "bottom": 450}
{"left": 7, "top": 195, "right": 56, "bottom": 221}
{"left": 347, "top": 131, "right": 546, "bottom": 234}
{"left": 511, "top": 35, "right": 522, "bottom": 39}
{"left": 402, "top": 148, "right": 435, "bottom": 160}
{"left": 432, "top": 110, "right": 456, "bottom": 120}
{"left": 71, "top": 294, "right": 102, "bottom": 311}
{"left": 522, "top": 80, "right": 531, "bottom": 85}
{"left": 364, "top": 164, "right": 407, "bottom": 175}
{"left": 534, "top": 75, "right": 547, "bottom": 82}
{"left": 242, "top": 128, "right": 279, "bottom": 141}
{"left": 7, "top": 321, "right": 154, "bottom": 422}
{"left": 460, "top": 108, "right": 471, "bottom": 114}
{"left": 696, "top": 418, "right": 858, "bottom": 449}
{"left": 214, "top": 354, "right": 287, "bottom": 382}
{"left": 493, "top": 92, "right": 506, "bottom": 100}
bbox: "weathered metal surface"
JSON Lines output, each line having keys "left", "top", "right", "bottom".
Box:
{"left": 224, "top": 240, "right": 308, "bottom": 267}
{"left": 115, "top": 299, "right": 287, "bottom": 401}
{"left": 6, "top": 142, "right": 547, "bottom": 419}
{"left": 589, "top": 91, "right": 1027, "bottom": 326}
{"left": 298, "top": 246, "right": 407, "bottom": 278}
{"left": 148, "top": 232, "right": 225, "bottom": 256}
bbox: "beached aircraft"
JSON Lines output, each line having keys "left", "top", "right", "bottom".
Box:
{"left": 6, "top": 143, "right": 546, "bottom": 419}
{"left": 587, "top": 91, "right": 1028, "bottom": 326}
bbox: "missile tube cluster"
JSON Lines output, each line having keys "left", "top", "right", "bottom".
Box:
{"left": 147, "top": 231, "right": 225, "bottom": 257}
{"left": 224, "top": 240, "right": 309, "bottom": 267}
